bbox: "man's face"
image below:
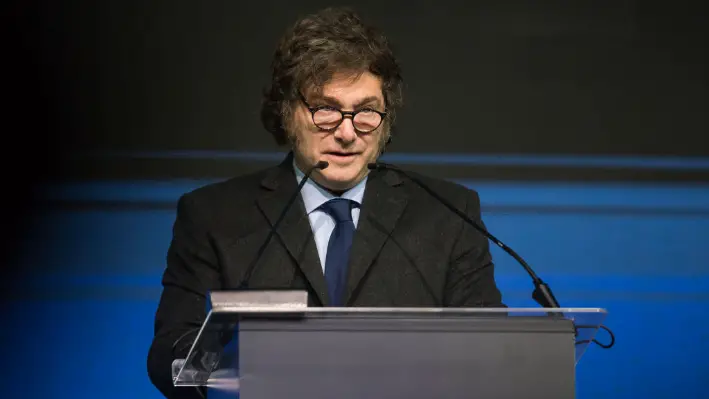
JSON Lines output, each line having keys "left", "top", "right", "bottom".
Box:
{"left": 289, "top": 71, "right": 387, "bottom": 192}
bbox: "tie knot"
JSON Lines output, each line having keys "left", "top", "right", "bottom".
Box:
{"left": 320, "top": 198, "right": 356, "bottom": 223}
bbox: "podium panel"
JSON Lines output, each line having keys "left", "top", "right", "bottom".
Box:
{"left": 172, "top": 291, "right": 607, "bottom": 399}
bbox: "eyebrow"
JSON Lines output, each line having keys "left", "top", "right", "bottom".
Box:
{"left": 312, "top": 95, "right": 383, "bottom": 110}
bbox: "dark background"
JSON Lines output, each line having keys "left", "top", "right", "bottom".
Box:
{"left": 8, "top": 0, "right": 708, "bottom": 181}
{"left": 3, "top": 1, "right": 708, "bottom": 398}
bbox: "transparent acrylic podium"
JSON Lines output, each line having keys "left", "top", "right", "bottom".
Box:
{"left": 173, "top": 291, "right": 607, "bottom": 399}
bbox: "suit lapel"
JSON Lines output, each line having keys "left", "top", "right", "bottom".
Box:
{"left": 344, "top": 169, "right": 408, "bottom": 305}
{"left": 255, "top": 155, "right": 329, "bottom": 305}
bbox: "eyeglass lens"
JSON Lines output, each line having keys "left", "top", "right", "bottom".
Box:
{"left": 313, "top": 109, "right": 381, "bottom": 132}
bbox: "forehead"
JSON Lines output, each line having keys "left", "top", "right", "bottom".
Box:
{"left": 305, "top": 71, "right": 384, "bottom": 104}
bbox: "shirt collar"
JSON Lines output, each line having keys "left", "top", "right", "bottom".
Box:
{"left": 293, "top": 159, "right": 367, "bottom": 214}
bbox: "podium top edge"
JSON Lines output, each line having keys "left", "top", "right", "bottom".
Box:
{"left": 206, "top": 292, "right": 607, "bottom": 315}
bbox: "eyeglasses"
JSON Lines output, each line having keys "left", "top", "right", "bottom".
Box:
{"left": 299, "top": 93, "right": 387, "bottom": 133}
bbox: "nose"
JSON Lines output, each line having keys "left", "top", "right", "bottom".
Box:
{"left": 333, "top": 117, "right": 357, "bottom": 144}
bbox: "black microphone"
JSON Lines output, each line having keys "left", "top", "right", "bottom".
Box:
{"left": 238, "top": 160, "right": 329, "bottom": 289}
{"left": 368, "top": 162, "right": 560, "bottom": 308}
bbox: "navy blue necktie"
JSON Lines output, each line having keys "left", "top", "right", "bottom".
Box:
{"left": 320, "top": 198, "right": 357, "bottom": 307}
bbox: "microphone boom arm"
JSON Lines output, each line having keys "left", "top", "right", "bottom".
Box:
{"left": 368, "top": 162, "right": 560, "bottom": 308}
{"left": 238, "top": 160, "right": 329, "bottom": 289}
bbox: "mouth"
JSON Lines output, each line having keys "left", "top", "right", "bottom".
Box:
{"left": 324, "top": 151, "right": 360, "bottom": 161}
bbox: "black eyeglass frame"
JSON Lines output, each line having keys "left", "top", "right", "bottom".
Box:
{"left": 299, "top": 92, "right": 387, "bottom": 133}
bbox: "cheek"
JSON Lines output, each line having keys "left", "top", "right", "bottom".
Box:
{"left": 297, "top": 131, "right": 327, "bottom": 157}
{"left": 363, "top": 132, "right": 383, "bottom": 152}
{"left": 290, "top": 115, "right": 314, "bottom": 150}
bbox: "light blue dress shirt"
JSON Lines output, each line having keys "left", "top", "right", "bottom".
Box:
{"left": 294, "top": 161, "right": 367, "bottom": 271}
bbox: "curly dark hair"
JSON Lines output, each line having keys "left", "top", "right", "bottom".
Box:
{"left": 260, "top": 7, "right": 404, "bottom": 145}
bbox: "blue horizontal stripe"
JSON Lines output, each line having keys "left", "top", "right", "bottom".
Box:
{"left": 456, "top": 181, "right": 709, "bottom": 211}
{"left": 22, "top": 273, "right": 709, "bottom": 294}
{"left": 80, "top": 150, "right": 709, "bottom": 171}
{"left": 37, "top": 180, "right": 709, "bottom": 211}
{"left": 37, "top": 180, "right": 215, "bottom": 203}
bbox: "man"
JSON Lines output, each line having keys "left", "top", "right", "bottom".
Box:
{"left": 147, "top": 6, "right": 503, "bottom": 398}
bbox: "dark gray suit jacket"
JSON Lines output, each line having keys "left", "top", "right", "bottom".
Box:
{"left": 147, "top": 153, "right": 504, "bottom": 398}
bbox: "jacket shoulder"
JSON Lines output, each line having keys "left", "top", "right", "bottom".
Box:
{"left": 172, "top": 166, "right": 279, "bottom": 233}
{"left": 180, "top": 167, "right": 272, "bottom": 205}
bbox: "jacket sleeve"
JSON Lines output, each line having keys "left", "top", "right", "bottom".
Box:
{"left": 443, "top": 189, "right": 505, "bottom": 307}
{"left": 147, "top": 193, "right": 222, "bottom": 399}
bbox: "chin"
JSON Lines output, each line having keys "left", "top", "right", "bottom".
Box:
{"left": 317, "top": 170, "right": 362, "bottom": 191}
